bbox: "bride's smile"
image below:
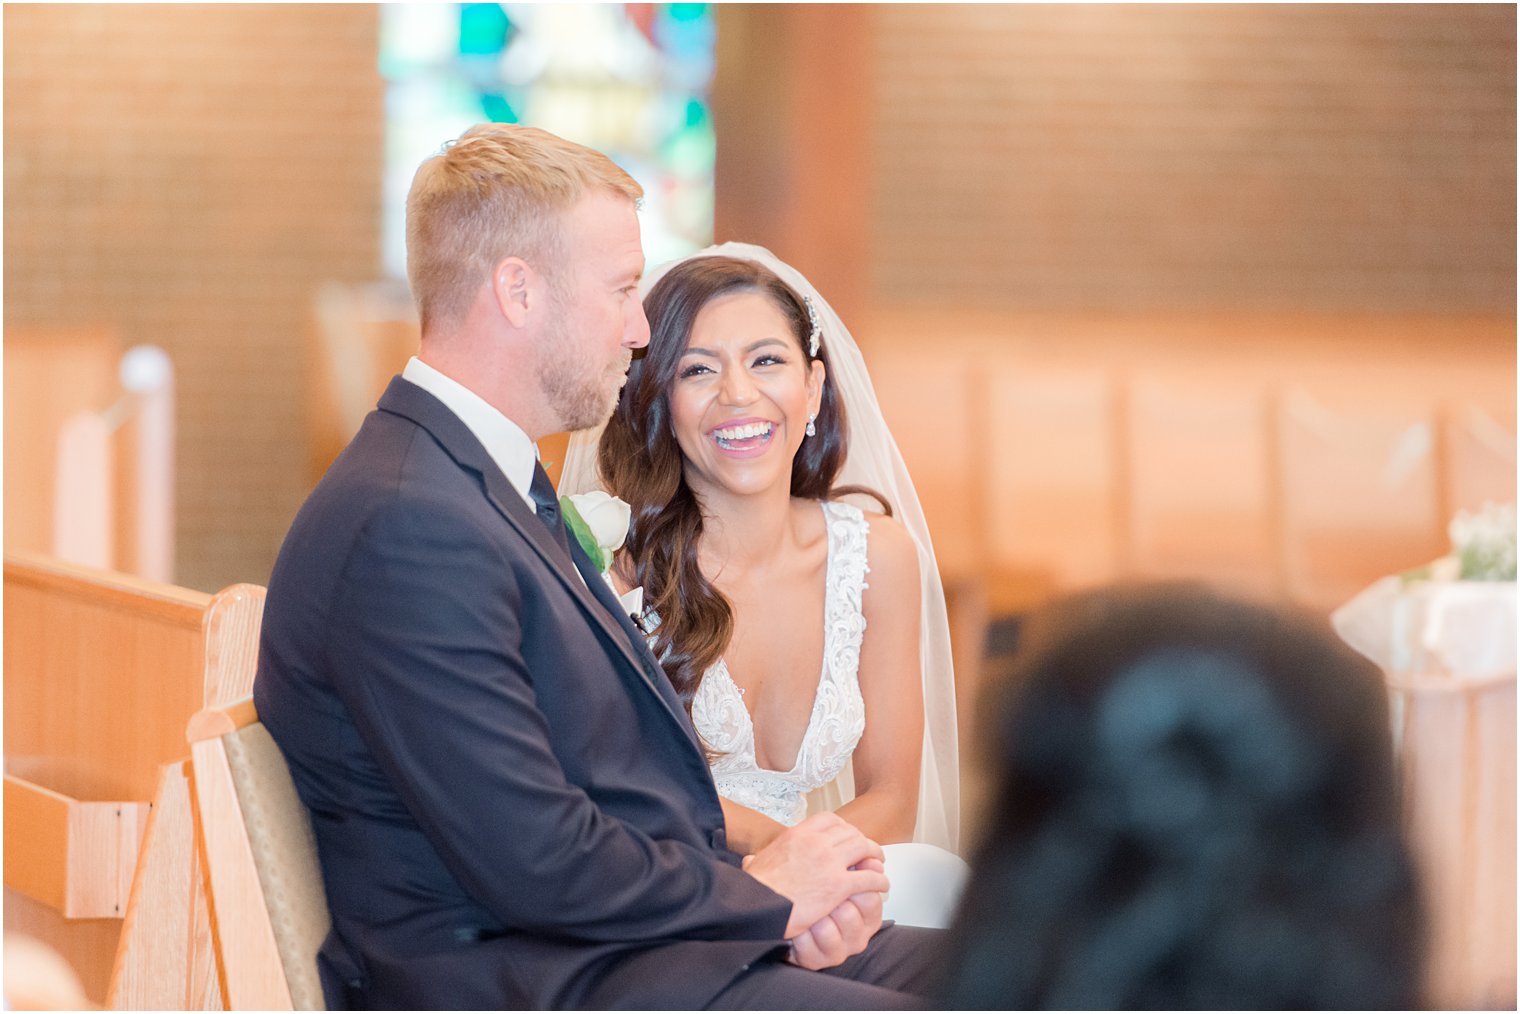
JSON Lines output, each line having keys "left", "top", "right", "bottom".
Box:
{"left": 670, "top": 290, "right": 823, "bottom": 499}
{"left": 710, "top": 418, "right": 775, "bottom": 454}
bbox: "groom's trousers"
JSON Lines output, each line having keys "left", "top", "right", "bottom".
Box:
{"left": 705, "top": 924, "right": 942, "bottom": 1009}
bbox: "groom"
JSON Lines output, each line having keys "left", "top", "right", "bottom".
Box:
{"left": 254, "top": 123, "right": 938, "bottom": 1009}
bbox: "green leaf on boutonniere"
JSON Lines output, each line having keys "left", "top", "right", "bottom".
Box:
{"left": 559, "top": 495, "right": 608, "bottom": 572}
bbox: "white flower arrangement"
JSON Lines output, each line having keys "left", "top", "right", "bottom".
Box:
{"left": 560, "top": 491, "right": 644, "bottom": 619}
{"left": 1451, "top": 501, "right": 1517, "bottom": 581}
{"left": 1406, "top": 501, "right": 1516, "bottom": 584}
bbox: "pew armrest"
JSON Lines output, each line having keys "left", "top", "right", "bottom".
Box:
{"left": 4, "top": 774, "right": 149, "bottom": 918}
{"left": 186, "top": 697, "right": 258, "bottom": 744}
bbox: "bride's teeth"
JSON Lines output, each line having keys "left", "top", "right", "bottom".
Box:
{"left": 714, "top": 422, "right": 772, "bottom": 442}
{"left": 711, "top": 422, "right": 772, "bottom": 449}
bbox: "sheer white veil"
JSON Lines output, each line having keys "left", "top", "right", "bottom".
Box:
{"left": 560, "top": 241, "right": 959, "bottom": 853}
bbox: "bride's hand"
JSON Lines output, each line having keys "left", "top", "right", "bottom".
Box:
{"left": 787, "top": 882, "right": 884, "bottom": 970}
{"left": 781, "top": 855, "right": 886, "bottom": 970}
{"left": 742, "top": 812, "right": 887, "bottom": 939}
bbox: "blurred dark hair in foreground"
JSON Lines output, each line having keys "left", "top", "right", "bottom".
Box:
{"left": 939, "top": 584, "right": 1424, "bottom": 1009}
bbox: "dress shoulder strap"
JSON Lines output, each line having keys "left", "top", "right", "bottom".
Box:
{"left": 820, "top": 501, "right": 870, "bottom": 681}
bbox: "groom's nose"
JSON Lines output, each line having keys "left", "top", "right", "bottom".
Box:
{"left": 623, "top": 299, "right": 650, "bottom": 349}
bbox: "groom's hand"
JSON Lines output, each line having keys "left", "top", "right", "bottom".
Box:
{"left": 742, "top": 812, "right": 888, "bottom": 939}
{"left": 786, "top": 858, "right": 886, "bottom": 970}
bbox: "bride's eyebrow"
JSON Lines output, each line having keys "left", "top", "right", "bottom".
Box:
{"left": 680, "top": 338, "right": 789, "bottom": 357}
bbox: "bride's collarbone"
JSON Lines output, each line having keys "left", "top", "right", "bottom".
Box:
{"left": 708, "top": 506, "right": 828, "bottom": 597}
{"left": 717, "top": 543, "right": 828, "bottom": 664}
{"left": 700, "top": 497, "right": 828, "bottom": 581}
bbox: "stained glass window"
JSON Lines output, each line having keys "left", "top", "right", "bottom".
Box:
{"left": 380, "top": 3, "right": 716, "bottom": 279}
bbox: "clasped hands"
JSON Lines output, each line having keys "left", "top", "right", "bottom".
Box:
{"left": 741, "top": 812, "right": 888, "bottom": 970}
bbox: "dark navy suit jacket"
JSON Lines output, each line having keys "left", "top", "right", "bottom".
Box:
{"left": 254, "top": 377, "right": 791, "bottom": 1009}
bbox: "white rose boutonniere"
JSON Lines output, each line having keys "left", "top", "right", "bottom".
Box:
{"left": 560, "top": 491, "right": 629, "bottom": 571}
{"left": 560, "top": 491, "right": 644, "bottom": 619}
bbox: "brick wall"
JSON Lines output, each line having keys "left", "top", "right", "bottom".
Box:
{"left": 871, "top": 4, "right": 1516, "bottom": 313}
{"left": 5, "top": 4, "right": 383, "bottom": 591}
{"left": 7, "top": 5, "right": 1511, "bottom": 590}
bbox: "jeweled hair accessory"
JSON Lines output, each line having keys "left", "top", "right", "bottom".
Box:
{"left": 803, "top": 294, "right": 822, "bottom": 357}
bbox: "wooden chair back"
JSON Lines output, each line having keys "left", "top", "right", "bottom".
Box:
{"left": 1124, "top": 374, "right": 1279, "bottom": 596}
{"left": 872, "top": 350, "right": 985, "bottom": 581}
{"left": 986, "top": 365, "right": 1120, "bottom": 598}
{"left": 1442, "top": 404, "right": 1516, "bottom": 519}
{"left": 1278, "top": 388, "right": 1447, "bottom": 611}
{"left": 189, "top": 698, "right": 330, "bottom": 1011}
{"left": 309, "top": 281, "right": 420, "bottom": 482}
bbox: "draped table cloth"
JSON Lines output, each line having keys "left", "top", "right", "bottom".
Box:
{"left": 1335, "top": 578, "right": 1516, "bottom": 1009}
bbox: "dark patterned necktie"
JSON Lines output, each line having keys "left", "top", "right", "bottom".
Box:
{"left": 527, "top": 462, "right": 573, "bottom": 559}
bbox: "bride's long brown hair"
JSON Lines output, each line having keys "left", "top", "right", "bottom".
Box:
{"left": 598, "top": 256, "right": 883, "bottom": 713}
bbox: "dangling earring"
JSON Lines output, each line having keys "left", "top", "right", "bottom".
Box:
{"left": 805, "top": 412, "right": 817, "bottom": 438}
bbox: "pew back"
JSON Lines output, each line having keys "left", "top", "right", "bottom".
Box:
{"left": 4, "top": 329, "right": 119, "bottom": 563}
{"left": 3, "top": 553, "right": 210, "bottom": 1003}
{"left": 189, "top": 698, "right": 329, "bottom": 1011}
{"left": 4, "top": 329, "right": 176, "bottom": 581}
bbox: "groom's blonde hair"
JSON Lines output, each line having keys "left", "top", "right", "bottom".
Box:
{"left": 406, "top": 123, "right": 643, "bottom": 334}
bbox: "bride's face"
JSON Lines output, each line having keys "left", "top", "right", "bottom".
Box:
{"left": 668, "top": 289, "right": 824, "bottom": 501}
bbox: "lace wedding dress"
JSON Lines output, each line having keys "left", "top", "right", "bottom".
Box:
{"left": 691, "top": 501, "right": 869, "bottom": 827}
{"left": 686, "top": 500, "right": 968, "bottom": 928}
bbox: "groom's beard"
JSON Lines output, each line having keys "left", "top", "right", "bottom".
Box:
{"left": 539, "top": 332, "right": 633, "bottom": 433}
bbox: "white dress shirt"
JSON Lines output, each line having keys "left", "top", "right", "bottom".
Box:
{"left": 401, "top": 356, "right": 538, "bottom": 512}
{"left": 400, "top": 357, "right": 599, "bottom": 596}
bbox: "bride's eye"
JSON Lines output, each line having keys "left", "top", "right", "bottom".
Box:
{"left": 753, "top": 353, "right": 785, "bottom": 368}
{"left": 678, "top": 362, "right": 713, "bottom": 379}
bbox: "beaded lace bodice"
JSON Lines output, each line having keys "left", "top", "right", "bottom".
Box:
{"left": 689, "top": 501, "right": 870, "bottom": 827}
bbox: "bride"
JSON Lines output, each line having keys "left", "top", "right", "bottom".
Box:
{"left": 562, "top": 244, "right": 960, "bottom": 873}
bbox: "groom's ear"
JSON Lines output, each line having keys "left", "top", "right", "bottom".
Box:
{"left": 491, "top": 257, "right": 535, "bottom": 328}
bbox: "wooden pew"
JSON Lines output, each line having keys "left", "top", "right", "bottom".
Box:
{"left": 5, "top": 328, "right": 119, "bottom": 564}
{"left": 3, "top": 552, "right": 262, "bottom": 1007}
{"left": 5, "top": 329, "right": 176, "bottom": 582}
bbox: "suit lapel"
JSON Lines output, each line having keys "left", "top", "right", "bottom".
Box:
{"left": 563, "top": 538, "right": 698, "bottom": 740}
{"left": 375, "top": 378, "right": 701, "bottom": 752}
